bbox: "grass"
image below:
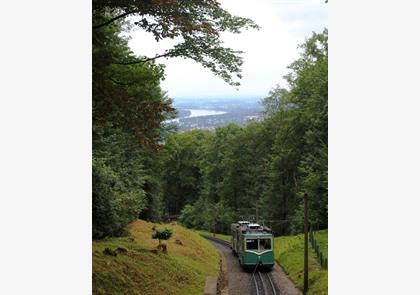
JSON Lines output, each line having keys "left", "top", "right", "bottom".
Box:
{"left": 314, "top": 229, "right": 328, "bottom": 258}
{"left": 93, "top": 220, "right": 220, "bottom": 295}
{"left": 193, "top": 229, "right": 231, "bottom": 242}
{"left": 274, "top": 230, "right": 328, "bottom": 295}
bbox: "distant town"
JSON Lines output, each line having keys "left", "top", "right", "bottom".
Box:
{"left": 166, "top": 97, "right": 264, "bottom": 132}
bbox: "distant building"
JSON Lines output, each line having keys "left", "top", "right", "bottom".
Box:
{"left": 246, "top": 115, "right": 260, "bottom": 123}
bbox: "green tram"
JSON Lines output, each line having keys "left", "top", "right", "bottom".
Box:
{"left": 231, "top": 221, "right": 274, "bottom": 269}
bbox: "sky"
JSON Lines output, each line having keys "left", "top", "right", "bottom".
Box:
{"left": 127, "top": 0, "right": 327, "bottom": 100}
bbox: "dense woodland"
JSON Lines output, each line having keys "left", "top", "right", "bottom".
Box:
{"left": 92, "top": 0, "right": 327, "bottom": 239}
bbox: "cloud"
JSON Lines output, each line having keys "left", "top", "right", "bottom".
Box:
{"left": 127, "top": 0, "right": 327, "bottom": 100}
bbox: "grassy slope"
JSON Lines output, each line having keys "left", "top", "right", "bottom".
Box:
{"left": 93, "top": 220, "right": 220, "bottom": 295}
{"left": 274, "top": 230, "right": 328, "bottom": 295}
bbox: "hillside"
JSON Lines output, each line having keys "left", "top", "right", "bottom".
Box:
{"left": 93, "top": 220, "right": 220, "bottom": 295}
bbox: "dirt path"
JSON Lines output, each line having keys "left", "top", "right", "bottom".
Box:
{"left": 208, "top": 240, "right": 302, "bottom": 295}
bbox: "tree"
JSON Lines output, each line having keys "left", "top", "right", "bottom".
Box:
{"left": 289, "top": 29, "right": 328, "bottom": 230}
{"left": 261, "top": 86, "right": 290, "bottom": 118}
{"left": 160, "top": 130, "right": 211, "bottom": 216}
{"left": 93, "top": 128, "right": 150, "bottom": 238}
{"left": 92, "top": 158, "right": 121, "bottom": 239}
{"left": 262, "top": 29, "right": 328, "bottom": 233}
{"left": 93, "top": 19, "right": 174, "bottom": 148}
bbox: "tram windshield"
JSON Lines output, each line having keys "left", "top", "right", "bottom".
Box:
{"left": 259, "top": 238, "right": 272, "bottom": 250}
{"left": 245, "top": 238, "right": 272, "bottom": 251}
{"left": 246, "top": 239, "right": 259, "bottom": 250}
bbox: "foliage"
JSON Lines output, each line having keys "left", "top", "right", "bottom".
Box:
{"left": 93, "top": 0, "right": 259, "bottom": 86}
{"left": 179, "top": 204, "right": 203, "bottom": 229}
{"left": 260, "top": 86, "right": 290, "bottom": 118}
{"left": 152, "top": 228, "right": 173, "bottom": 244}
{"left": 93, "top": 158, "right": 121, "bottom": 239}
{"left": 260, "top": 29, "right": 328, "bottom": 233}
{"left": 179, "top": 198, "right": 235, "bottom": 234}
{"left": 159, "top": 130, "right": 212, "bottom": 216}
{"left": 92, "top": 3, "right": 173, "bottom": 239}
{"left": 93, "top": 129, "right": 150, "bottom": 239}
{"left": 92, "top": 9, "right": 173, "bottom": 238}
{"left": 93, "top": 19, "right": 174, "bottom": 148}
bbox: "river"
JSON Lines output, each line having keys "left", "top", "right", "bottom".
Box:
{"left": 166, "top": 108, "right": 228, "bottom": 123}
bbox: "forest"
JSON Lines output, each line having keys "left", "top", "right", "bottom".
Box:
{"left": 92, "top": 0, "right": 328, "bottom": 239}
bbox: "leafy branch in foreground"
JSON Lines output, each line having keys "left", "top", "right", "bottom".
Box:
{"left": 93, "top": 0, "right": 259, "bottom": 86}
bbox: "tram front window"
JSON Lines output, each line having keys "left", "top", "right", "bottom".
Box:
{"left": 246, "top": 239, "right": 258, "bottom": 250}
{"left": 259, "top": 238, "right": 272, "bottom": 250}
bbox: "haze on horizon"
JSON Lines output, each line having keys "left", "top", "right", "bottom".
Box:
{"left": 127, "top": 0, "right": 327, "bottom": 100}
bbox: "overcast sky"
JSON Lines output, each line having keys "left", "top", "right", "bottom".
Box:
{"left": 127, "top": 0, "right": 327, "bottom": 100}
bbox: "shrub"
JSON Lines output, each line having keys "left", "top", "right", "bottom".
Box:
{"left": 152, "top": 228, "right": 173, "bottom": 245}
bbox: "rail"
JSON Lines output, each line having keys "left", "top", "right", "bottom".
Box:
{"left": 201, "top": 235, "right": 231, "bottom": 247}
{"left": 252, "top": 266, "right": 277, "bottom": 295}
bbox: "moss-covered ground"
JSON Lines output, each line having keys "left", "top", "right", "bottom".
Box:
{"left": 93, "top": 220, "right": 220, "bottom": 295}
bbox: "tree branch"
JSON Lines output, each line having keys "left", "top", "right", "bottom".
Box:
{"left": 107, "top": 76, "right": 132, "bottom": 86}
{"left": 113, "top": 52, "right": 175, "bottom": 65}
{"left": 93, "top": 10, "right": 139, "bottom": 29}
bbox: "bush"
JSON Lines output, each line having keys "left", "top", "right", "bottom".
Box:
{"left": 152, "top": 228, "right": 173, "bottom": 245}
{"left": 92, "top": 159, "right": 122, "bottom": 239}
{"left": 92, "top": 155, "right": 148, "bottom": 239}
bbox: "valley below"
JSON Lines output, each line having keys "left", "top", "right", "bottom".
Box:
{"left": 165, "top": 98, "right": 263, "bottom": 132}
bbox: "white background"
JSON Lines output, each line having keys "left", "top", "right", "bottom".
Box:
{"left": 1, "top": 0, "right": 420, "bottom": 294}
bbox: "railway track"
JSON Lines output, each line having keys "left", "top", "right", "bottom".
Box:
{"left": 202, "top": 235, "right": 232, "bottom": 247}
{"left": 202, "top": 235, "right": 278, "bottom": 295}
{"left": 252, "top": 268, "right": 277, "bottom": 295}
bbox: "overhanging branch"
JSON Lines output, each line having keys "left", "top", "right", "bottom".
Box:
{"left": 113, "top": 52, "right": 175, "bottom": 65}
{"left": 93, "top": 10, "right": 139, "bottom": 29}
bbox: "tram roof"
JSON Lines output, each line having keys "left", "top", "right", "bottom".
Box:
{"left": 231, "top": 221, "right": 273, "bottom": 234}
{"left": 243, "top": 232, "right": 273, "bottom": 237}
